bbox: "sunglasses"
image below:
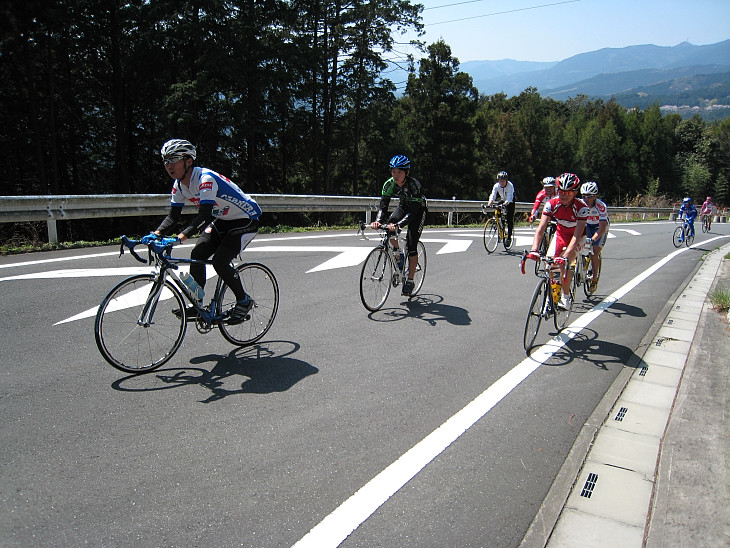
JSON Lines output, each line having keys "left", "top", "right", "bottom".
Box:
{"left": 163, "top": 156, "right": 185, "bottom": 165}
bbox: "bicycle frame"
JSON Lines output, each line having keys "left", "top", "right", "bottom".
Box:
{"left": 120, "top": 236, "right": 233, "bottom": 326}
{"left": 358, "top": 224, "right": 409, "bottom": 279}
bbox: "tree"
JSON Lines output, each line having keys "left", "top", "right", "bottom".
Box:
{"left": 395, "top": 40, "right": 478, "bottom": 199}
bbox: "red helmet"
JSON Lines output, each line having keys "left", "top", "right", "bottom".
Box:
{"left": 557, "top": 172, "right": 580, "bottom": 192}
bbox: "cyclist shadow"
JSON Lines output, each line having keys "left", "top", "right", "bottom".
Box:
{"left": 367, "top": 294, "right": 471, "bottom": 326}
{"left": 111, "top": 340, "right": 318, "bottom": 403}
{"left": 539, "top": 328, "right": 643, "bottom": 371}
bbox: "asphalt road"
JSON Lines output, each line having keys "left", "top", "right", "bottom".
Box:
{"left": 1, "top": 220, "right": 729, "bottom": 547}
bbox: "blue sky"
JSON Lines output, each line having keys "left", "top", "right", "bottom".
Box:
{"left": 396, "top": 0, "right": 730, "bottom": 63}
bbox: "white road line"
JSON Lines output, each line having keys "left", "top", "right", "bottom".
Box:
{"left": 291, "top": 244, "right": 699, "bottom": 548}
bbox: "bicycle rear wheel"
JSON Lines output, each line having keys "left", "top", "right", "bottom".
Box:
{"left": 672, "top": 226, "right": 684, "bottom": 247}
{"left": 219, "top": 263, "right": 279, "bottom": 346}
{"left": 524, "top": 278, "right": 548, "bottom": 351}
{"left": 483, "top": 219, "right": 499, "bottom": 253}
{"left": 554, "top": 273, "right": 574, "bottom": 330}
{"left": 360, "top": 247, "right": 392, "bottom": 311}
{"left": 95, "top": 274, "right": 186, "bottom": 373}
{"left": 408, "top": 241, "right": 427, "bottom": 296}
{"left": 584, "top": 253, "right": 601, "bottom": 297}
{"left": 685, "top": 229, "right": 694, "bottom": 247}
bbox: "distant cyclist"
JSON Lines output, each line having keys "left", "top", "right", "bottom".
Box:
{"left": 371, "top": 155, "right": 428, "bottom": 296}
{"left": 487, "top": 170, "right": 516, "bottom": 246}
{"left": 700, "top": 196, "right": 715, "bottom": 230}
{"left": 150, "top": 139, "right": 261, "bottom": 324}
{"left": 529, "top": 176, "right": 557, "bottom": 224}
{"left": 580, "top": 181, "right": 609, "bottom": 291}
{"left": 527, "top": 173, "right": 589, "bottom": 309}
{"left": 678, "top": 197, "right": 698, "bottom": 239}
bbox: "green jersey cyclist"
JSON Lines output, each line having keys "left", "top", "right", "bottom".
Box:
{"left": 370, "top": 155, "right": 428, "bottom": 296}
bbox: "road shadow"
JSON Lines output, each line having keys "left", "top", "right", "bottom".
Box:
{"left": 111, "top": 340, "right": 318, "bottom": 402}
{"left": 366, "top": 294, "right": 471, "bottom": 326}
{"left": 538, "top": 328, "right": 643, "bottom": 370}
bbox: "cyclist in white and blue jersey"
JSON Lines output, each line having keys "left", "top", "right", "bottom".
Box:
{"left": 152, "top": 139, "right": 261, "bottom": 323}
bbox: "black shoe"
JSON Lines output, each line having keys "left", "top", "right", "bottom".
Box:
{"left": 172, "top": 305, "right": 198, "bottom": 320}
{"left": 402, "top": 279, "right": 415, "bottom": 296}
{"left": 227, "top": 298, "right": 253, "bottom": 325}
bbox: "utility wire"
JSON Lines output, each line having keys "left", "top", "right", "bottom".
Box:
{"left": 428, "top": 0, "right": 580, "bottom": 26}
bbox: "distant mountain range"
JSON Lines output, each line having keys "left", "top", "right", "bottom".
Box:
{"left": 460, "top": 39, "right": 730, "bottom": 98}
{"left": 387, "top": 39, "right": 730, "bottom": 118}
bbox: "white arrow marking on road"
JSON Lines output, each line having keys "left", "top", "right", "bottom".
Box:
{"left": 0, "top": 267, "right": 159, "bottom": 283}
{"left": 420, "top": 238, "right": 472, "bottom": 254}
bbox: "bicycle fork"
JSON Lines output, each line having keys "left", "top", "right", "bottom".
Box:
{"left": 138, "top": 276, "right": 166, "bottom": 327}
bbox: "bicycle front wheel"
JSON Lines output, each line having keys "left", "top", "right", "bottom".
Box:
{"left": 95, "top": 274, "right": 186, "bottom": 373}
{"left": 360, "top": 247, "right": 393, "bottom": 311}
{"left": 672, "top": 226, "right": 684, "bottom": 247}
{"left": 219, "top": 263, "right": 279, "bottom": 346}
{"left": 554, "top": 273, "right": 574, "bottom": 331}
{"left": 483, "top": 219, "right": 499, "bottom": 253}
{"left": 408, "top": 241, "right": 427, "bottom": 297}
{"left": 524, "top": 279, "right": 548, "bottom": 351}
{"left": 702, "top": 216, "right": 709, "bottom": 233}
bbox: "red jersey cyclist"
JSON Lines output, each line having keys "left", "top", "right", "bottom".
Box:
{"left": 700, "top": 196, "right": 715, "bottom": 230}
{"left": 527, "top": 173, "right": 589, "bottom": 309}
{"left": 580, "top": 181, "right": 609, "bottom": 292}
{"left": 529, "top": 176, "right": 557, "bottom": 224}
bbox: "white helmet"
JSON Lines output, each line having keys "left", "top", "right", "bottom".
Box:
{"left": 160, "top": 139, "right": 196, "bottom": 161}
{"left": 581, "top": 181, "right": 599, "bottom": 196}
{"left": 542, "top": 176, "right": 556, "bottom": 187}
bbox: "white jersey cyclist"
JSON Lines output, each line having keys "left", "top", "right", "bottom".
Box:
{"left": 170, "top": 167, "right": 262, "bottom": 221}
{"left": 581, "top": 181, "right": 609, "bottom": 248}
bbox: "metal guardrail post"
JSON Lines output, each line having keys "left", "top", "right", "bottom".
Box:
{"left": 47, "top": 220, "right": 58, "bottom": 245}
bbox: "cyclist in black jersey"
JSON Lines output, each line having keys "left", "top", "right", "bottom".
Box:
{"left": 370, "top": 155, "right": 428, "bottom": 296}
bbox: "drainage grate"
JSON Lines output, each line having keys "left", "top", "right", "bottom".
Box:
{"left": 580, "top": 473, "right": 599, "bottom": 498}
{"left": 639, "top": 366, "right": 648, "bottom": 376}
{"left": 614, "top": 407, "right": 628, "bottom": 421}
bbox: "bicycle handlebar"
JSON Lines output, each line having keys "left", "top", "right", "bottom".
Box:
{"left": 357, "top": 222, "right": 401, "bottom": 240}
{"left": 120, "top": 235, "right": 179, "bottom": 263}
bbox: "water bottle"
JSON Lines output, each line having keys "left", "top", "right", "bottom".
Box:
{"left": 180, "top": 272, "right": 204, "bottom": 302}
{"left": 397, "top": 250, "right": 405, "bottom": 271}
{"left": 551, "top": 279, "right": 561, "bottom": 304}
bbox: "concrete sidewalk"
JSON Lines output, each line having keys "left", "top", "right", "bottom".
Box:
{"left": 522, "top": 243, "right": 730, "bottom": 547}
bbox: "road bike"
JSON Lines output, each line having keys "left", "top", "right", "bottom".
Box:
{"left": 701, "top": 214, "right": 711, "bottom": 233}
{"left": 672, "top": 217, "right": 695, "bottom": 247}
{"left": 358, "top": 223, "right": 426, "bottom": 312}
{"left": 95, "top": 236, "right": 279, "bottom": 373}
{"left": 570, "top": 237, "right": 602, "bottom": 298}
{"left": 482, "top": 202, "right": 514, "bottom": 253}
{"left": 521, "top": 252, "right": 571, "bottom": 352}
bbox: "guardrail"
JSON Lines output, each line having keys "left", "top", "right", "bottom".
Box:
{"left": 0, "top": 194, "right": 678, "bottom": 244}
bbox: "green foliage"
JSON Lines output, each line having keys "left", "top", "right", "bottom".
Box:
{"left": 1, "top": 0, "right": 728, "bottom": 233}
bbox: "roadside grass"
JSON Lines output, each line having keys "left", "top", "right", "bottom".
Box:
{"left": 708, "top": 285, "right": 730, "bottom": 313}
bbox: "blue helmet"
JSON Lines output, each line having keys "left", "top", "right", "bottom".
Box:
{"left": 389, "top": 155, "right": 410, "bottom": 169}
{"left": 683, "top": 197, "right": 692, "bottom": 203}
